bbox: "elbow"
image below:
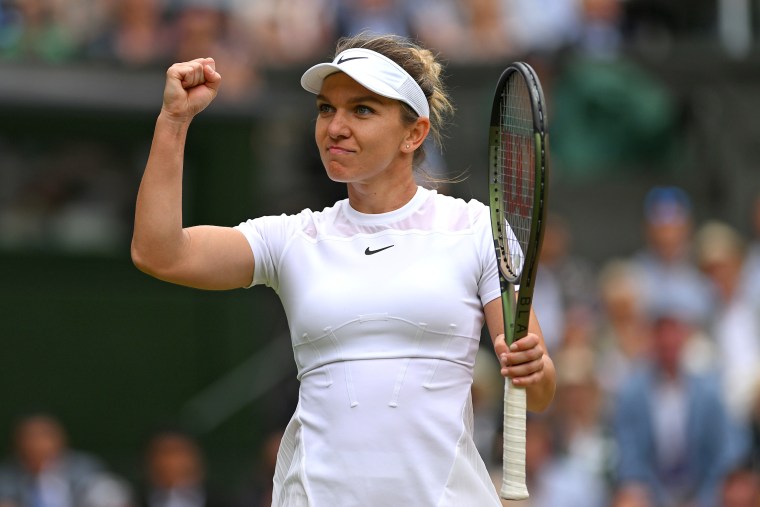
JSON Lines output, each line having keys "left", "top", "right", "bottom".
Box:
{"left": 130, "top": 237, "right": 188, "bottom": 285}
{"left": 130, "top": 239, "right": 151, "bottom": 275}
{"left": 130, "top": 230, "right": 191, "bottom": 284}
{"left": 130, "top": 238, "right": 164, "bottom": 278}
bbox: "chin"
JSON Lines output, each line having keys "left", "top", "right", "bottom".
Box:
{"left": 324, "top": 170, "right": 349, "bottom": 184}
{"left": 323, "top": 161, "right": 354, "bottom": 184}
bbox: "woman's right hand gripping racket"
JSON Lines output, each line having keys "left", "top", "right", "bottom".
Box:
{"left": 487, "top": 62, "right": 549, "bottom": 501}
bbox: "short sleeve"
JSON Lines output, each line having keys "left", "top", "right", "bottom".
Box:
{"left": 474, "top": 203, "right": 502, "bottom": 307}
{"left": 234, "top": 213, "right": 302, "bottom": 290}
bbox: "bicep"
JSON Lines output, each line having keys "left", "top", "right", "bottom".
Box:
{"left": 154, "top": 225, "right": 254, "bottom": 290}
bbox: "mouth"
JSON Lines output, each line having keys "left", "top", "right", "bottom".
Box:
{"left": 327, "top": 145, "right": 355, "bottom": 155}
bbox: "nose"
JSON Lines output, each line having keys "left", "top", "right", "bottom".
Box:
{"left": 327, "top": 110, "right": 350, "bottom": 139}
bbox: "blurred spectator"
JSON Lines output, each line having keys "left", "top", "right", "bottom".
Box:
{"left": 505, "top": 0, "right": 583, "bottom": 57}
{"left": 231, "top": 430, "right": 282, "bottom": 507}
{"left": 86, "top": 0, "right": 172, "bottom": 68}
{"left": 720, "top": 464, "right": 760, "bottom": 507}
{"left": 612, "top": 301, "right": 746, "bottom": 507}
{"left": 576, "top": 0, "right": 624, "bottom": 59}
{"left": 47, "top": 0, "right": 112, "bottom": 54}
{"left": 0, "top": 0, "right": 78, "bottom": 62}
{"left": 533, "top": 212, "right": 598, "bottom": 352}
{"left": 170, "top": 1, "right": 259, "bottom": 102}
{"left": 595, "top": 259, "right": 653, "bottom": 398}
{"left": 518, "top": 414, "right": 607, "bottom": 507}
{"left": 0, "top": 412, "right": 133, "bottom": 507}
{"left": 410, "top": 0, "right": 518, "bottom": 63}
{"left": 0, "top": 140, "right": 135, "bottom": 253}
{"left": 140, "top": 427, "right": 229, "bottom": 507}
{"left": 239, "top": 0, "right": 335, "bottom": 68}
{"left": 81, "top": 474, "right": 137, "bottom": 507}
{"left": 611, "top": 484, "right": 655, "bottom": 507}
{"left": 335, "top": 0, "right": 412, "bottom": 39}
{"left": 552, "top": 345, "right": 613, "bottom": 502}
{"left": 744, "top": 191, "right": 760, "bottom": 302}
{"left": 695, "top": 220, "right": 760, "bottom": 421}
{"left": 631, "top": 186, "right": 713, "bottom": 324}
{"left": 560, "top": 304, "right": 598, "bottom": 352}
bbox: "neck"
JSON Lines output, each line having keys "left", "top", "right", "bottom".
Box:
{"left": 347, "top": 173, "right": 418, "bottom": 214}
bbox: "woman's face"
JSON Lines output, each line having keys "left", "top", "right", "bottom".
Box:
{"left": 314, "top": 72, "right": 412, "bottom": 186}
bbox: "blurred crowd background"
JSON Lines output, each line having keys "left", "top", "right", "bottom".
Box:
{"left": 2, "top": 0, "right": 760, "bottom": 506}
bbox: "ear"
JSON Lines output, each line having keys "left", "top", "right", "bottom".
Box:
{"left": 401, "top": 117, "right": 431, "bottom": 153}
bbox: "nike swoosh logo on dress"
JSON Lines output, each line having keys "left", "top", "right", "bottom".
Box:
{"left": 364, "top": 245, "right": 394, "bottom": 255}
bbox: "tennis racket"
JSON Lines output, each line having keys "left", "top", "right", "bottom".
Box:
{"left": 487, "top": 62, "right": 549, "bottom": 500}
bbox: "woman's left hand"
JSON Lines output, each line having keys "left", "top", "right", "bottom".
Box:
{"left": 493, "top": 332, "right": 547, "bottom": 387}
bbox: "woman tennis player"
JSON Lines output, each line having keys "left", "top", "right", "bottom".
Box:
{"left": 131, "top": 33, "right": 556, "bottom": 506}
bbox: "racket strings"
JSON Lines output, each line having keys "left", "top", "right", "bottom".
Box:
{"left": 496, "top": 77, "right": 535, "bottom": 280}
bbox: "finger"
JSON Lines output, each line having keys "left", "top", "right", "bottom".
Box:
{"left": 203, "top": 63, "right": 222, "bottom": 88}
{"left": 168, "top": 63, "right": 198, "bottom": 89}
{"left": 505, "top": 344, "right": 544, "bottom": 366}
{"left": 189, "top": 57, "right": 219, "bottom": 84}
{"left": 192, "top": 56, "right": 216, "bottom": 69}
{"left": 500, "top": 347, "right": 544, "bottom": 371}
{"left": 508, "top": 333, "right": 540, "bottom": 352}
{"left": 176, "top": 61, "right": 206, "bottom": 89}
{"left": 511, "top": 368, "right": 545, "bottom": 387}
{"left": 191, "top": 62, "right": 205, "bottom": 88}
{"left": 493, "top": 333, "right": 509, "bottom": 356}
{"left": 501, "top": 357, "right": 545, "bottom": 381}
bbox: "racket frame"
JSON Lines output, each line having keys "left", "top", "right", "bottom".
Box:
{"left": 487, "top": 61, "right": 549, "bottom": 501}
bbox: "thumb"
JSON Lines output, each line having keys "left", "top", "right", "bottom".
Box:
{"left": 202, "top": 62, "right": 222, "bottom": 91}
{"left": 493, "top": 333, "right": 509, "bottom": 357}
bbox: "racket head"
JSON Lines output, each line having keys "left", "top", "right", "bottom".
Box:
{"left": 488, "top": 62, "right": 549, "bottom": 294}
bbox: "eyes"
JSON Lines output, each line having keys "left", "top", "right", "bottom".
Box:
{"left": 317, "top": 103, "right": 375, "bottom": 117}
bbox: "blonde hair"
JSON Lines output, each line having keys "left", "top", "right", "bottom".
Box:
{"left": 333, "top": 33, "right": 455, "bottom": 169}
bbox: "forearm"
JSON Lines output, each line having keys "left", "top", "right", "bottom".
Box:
{"left": 131, "top": 113, "right": 192, "bottom": 273}
{"left": 485, "top": 300, "right": 557, "bottom": 412}
{"left": 526, "top": 353, "right": 555, "bottom": 412}
{"left": 519, "top": 306, "right": 556, "bottom": 412}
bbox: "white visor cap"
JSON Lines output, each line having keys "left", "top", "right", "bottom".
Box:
{"left": 301, "top": 48, "right": 430, "bottom": 119}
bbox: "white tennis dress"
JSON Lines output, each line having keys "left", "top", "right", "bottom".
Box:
{"left": 235, "top": 186, "right": 502, "bottom": 507}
